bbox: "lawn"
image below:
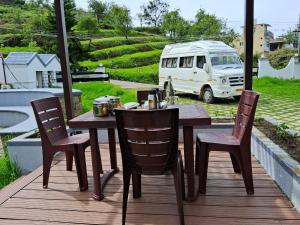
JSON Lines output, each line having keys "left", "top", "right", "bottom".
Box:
{"left": 0, "top": 135, "right": 20, "bottom": 189}
{"left": 73, "top": 82, "right": 136, "bottom": 113}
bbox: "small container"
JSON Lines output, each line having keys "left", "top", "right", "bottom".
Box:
{"left": 148, "top": 89, "right": 158, "bottom": 110}
{"left": 108, "top": 96, "right": 121, "bottom": 114}
{"left": 93, "top": 99, "right": 109, "bottom": 117}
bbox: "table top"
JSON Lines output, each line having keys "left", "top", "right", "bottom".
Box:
{"left": 69, "top": 104, "right": 211, "bottom": 129}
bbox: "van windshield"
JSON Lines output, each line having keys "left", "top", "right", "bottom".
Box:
{"left": 210, "top": 54, "right": 242, "bottom": 68}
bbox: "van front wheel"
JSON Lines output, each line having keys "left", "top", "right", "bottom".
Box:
{"left": 203, "top": 87, "right": 215, "bottom": 104}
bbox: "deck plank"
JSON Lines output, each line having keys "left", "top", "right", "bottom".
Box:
{"left": 0, "top": 143, "right": 299, "bottom": 225}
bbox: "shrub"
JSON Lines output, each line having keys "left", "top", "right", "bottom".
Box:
{"left": 0, "top": 46, "right": 42, "bottom": 54}
{"left": 89, "top": 41, "right": 169, "bottom": 60}
{"left": 81, "top": 36, "right": 167, "bottom": 50}
{"left": 107, "top": 64, "right": 159, "bottom": 84}
{"left": 267, "top": 48, "right": 298, "bottom": 69}
{"left": 80, "top": 49, "right": 162, "bottom": 70}
{"left": 134, "top": 26, "right": 164, "bottom": 35}
{"left": 0, "top": 135, "right": 21, "bottom": 189}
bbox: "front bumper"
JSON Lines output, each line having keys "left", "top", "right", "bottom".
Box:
{"left": 211, "top": 85, "right": 244, "bottom": 98}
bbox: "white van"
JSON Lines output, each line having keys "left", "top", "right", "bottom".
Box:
{"left": 159, "top": 40, "right": 244, "bottom": 103}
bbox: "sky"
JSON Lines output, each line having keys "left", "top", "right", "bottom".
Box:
{"left": 75, "top": 0, "right": 300, "bottom": 37}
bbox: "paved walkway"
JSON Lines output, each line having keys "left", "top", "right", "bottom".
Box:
{"left": 110, "top": 80, "right": 300, "bottom": 131}
{"left": 110, "top": 79, "right": 158, "bottom": 90}
{"left": 0, "top": 144, "right": 299, "bottom": 225}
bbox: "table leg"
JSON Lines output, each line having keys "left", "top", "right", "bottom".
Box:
{"left": 108, "top": 128, "right": 119, "bottom": 172}
{"left": 89, "top": 128, "right": 104, "bottom": 200}
{"left": 183, "top": 126, "right": 197, "bottom": 202}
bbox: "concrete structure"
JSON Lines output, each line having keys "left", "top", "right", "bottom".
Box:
{"left": 0, "top": 88, "right": 82, "bottom": 136}
{"left": 233, "top": 23, "right": 284, "bottom": 55}
{"left": 0, "top": 52, "right": 61, "bottom": 89}
{"left": 258, "top": 56, "right": 300, "bottom": 79}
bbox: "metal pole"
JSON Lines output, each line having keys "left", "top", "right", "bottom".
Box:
{"left": 54, "top": 0, "right": 74, "bottom": 121}
{"left": 244, "top": 0, "right": 254, "bottom": 90}
{"left": 0, "top": 53, "right": 7, "bottom": 84}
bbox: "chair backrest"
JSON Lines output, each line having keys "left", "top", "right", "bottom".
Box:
{"left": 232, "top": 90, "right": 260, "bottom": 144}
{"left": 137, "top": 90, "right": 166, "bottom": 105}
{"left": 31, "top": 97, "right": 68, "bottom": 146}
{"left": 115, "top": 108, "right": 179, "bottom": 175}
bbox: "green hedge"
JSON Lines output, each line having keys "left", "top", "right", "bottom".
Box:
{"left": 80, "top": 49, "right": 162, "bottom": 70}
{"left": 107, "top": 64, "right": 159, "bottom": 84}
{"left": 267, "top": 48, "right": 298, "bottom": 69}
{"left": 0, "top": 46, "right": 42, "bottom": 54}
{"left": 74, "top": 29, "right": 153, "bottom": 38}
{"left": 81, "top": 36, "right": 167, "bottom": 50}
{"left": 90, "top": 42, "right": 169, "bottom": 60}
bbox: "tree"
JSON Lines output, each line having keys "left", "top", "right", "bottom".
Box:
{"left": 88, "top": 0, "right": 109, "bottom": 25}
{"left": 0, "top": 0, "right": 25, "bottom": 5}
{"left": 191, "top": 9, "right": 224, "bottom": 38}
{"left": 137, "top": 13, "right": 144, "bottom": 28}
{"left": 47, "top": 0, "right": 77, "bottom": 32}
{"left": 281, "top": 29, "right": 298, "bottom": 48}
{"left": 109, "top": 5, "right": 132, "bottom": 39}
{"left": 161, "top": 9, "right": 190, "bottom": 40}
{"left": 141, "top": 0, "right": 169, "bottom": 27}
{"left": 75, "top": 15, "right": 98, "bottom": 34}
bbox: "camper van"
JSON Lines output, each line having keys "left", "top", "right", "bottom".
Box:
{"left": 159, "top": 40, "right": 244, "bottom": 103}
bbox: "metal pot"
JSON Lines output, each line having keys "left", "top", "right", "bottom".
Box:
{"left": 93, "top": 99, "right": 109, "bottom": 117}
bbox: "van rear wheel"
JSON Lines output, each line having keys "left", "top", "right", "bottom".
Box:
{"left": 203, "top": 87, "right": 215, "bottom": 104}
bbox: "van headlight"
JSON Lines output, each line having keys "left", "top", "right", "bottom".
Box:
{"left": 219, "top": 77, "right": 227, "bottom": 84}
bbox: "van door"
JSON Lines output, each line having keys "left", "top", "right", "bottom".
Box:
{"left": 192, "top": 56, "right": 209, "bottom": 93}
{"left": 178, "top": 56, "right": 194, "bottom": 91}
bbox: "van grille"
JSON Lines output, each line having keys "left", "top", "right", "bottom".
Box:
{"left": 229, "top": 76, "right": 244, "bottom": 87}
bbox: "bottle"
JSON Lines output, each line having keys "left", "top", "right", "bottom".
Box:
{"left": 148, "top": 89, "right": 157, "bottom": 110}
{"left": 155, "top": 88, "right": 162, "bottom": 109}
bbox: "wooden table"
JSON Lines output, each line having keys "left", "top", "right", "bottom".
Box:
{"left": 69, "top": 105, "right": 211, "bottom": 201}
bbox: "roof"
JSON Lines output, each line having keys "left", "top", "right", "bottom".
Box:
{"left": 163, "top": 40, "right": 235, "bottom": 55}
{"left": 4, "top": 52, "right": 40, "bottom": 65}
{"left": 38, "top": 54, "right": 60, "bottom": 66}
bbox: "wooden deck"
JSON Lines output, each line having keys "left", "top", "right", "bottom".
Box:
{"left": 0, "top": 144, "right": 299, "bottom": 225}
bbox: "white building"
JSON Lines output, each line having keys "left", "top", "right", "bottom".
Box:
{"left": 0, "top": 52, "right": 61, "bottom": 89}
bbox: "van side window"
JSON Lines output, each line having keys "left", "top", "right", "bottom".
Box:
{"left": 179, "top": 56, "right": 194, "bottom": 68}
{"left": 197, "top": 56, "right": 206, "bottom": 69}
{"left": 162, "top": 58, "right": 177, "bottom": 68}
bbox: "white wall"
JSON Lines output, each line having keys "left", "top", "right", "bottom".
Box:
{"left": 258, "top": 57, "right": 300, "bottom": 79}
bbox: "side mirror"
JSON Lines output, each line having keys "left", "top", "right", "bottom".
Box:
{"left": 203, "top": 63, "right": 210, "bottom": 73}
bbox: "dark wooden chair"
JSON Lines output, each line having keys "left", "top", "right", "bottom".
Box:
{"left": 137, "top": 89, "right": 166, "bottom": 105}
{"left": 31, "top": 97, "right": 89, "bottom": 191}
{"left": 115, "top": 108, "right": 185, "bottom": 225}
{"left": 196, "top": 90, "right": 260, "bottom": 195}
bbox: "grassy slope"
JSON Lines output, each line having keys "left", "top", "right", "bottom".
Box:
{"left": 0, "top": 46, "right": 42, "bottom": 54}
{"left": 73, "top": 82, "right": 136, "bottom": 113}
{"left": 80, "top": 49, "right": 162, "bottom": 70}
{"left": 90, "top": 42, "right": 169, "bottom": 60}
{"left": 81, "top": 36, "right": 167, "bottom": 50}
{"left": 107, "top": 64, "right": 159, "bottom": 84}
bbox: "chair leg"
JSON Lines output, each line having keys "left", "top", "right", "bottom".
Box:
{"left": 43, "top": 151, "right": 54, "bottom": 188}
{"left": 66, "top": 151, "right": 73, "bottom": 171}
{"left": 132, "top": 171, "right": 142, "bottom": 199}
{"left": 73, "top": 146, "right": 88, "bottom": 192}
{"left": 230, "top": 153, "right": 241, "bottom": 174}
{"left": 198, "top": 142, "right": 209, "bottom": 194}
{"left": 172, "top": 155, "right": 185, "bottom": 225}
{"left": 74, "top": 145, "right": 88, "bottom": 191}
{"left": 195, "top": 142, "right": 200, "bottom": 175}
{"left": 122, "top": 168, "right": 131, "bottom": 225}
{"left": 240, "top": 148, "right": 254, "bottom": 195}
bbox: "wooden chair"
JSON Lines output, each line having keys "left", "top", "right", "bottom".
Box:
{"left": 137, "top": 89, "right": 166, "bottom": 105}
{"left": 115, "top": 108, "right": 185, "bottom": 225}
{"left": 31, "top": 97, "right": 89, "bottom": 191}
{"left": 196, "top": 90, "right": 260, "bottom": 195}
